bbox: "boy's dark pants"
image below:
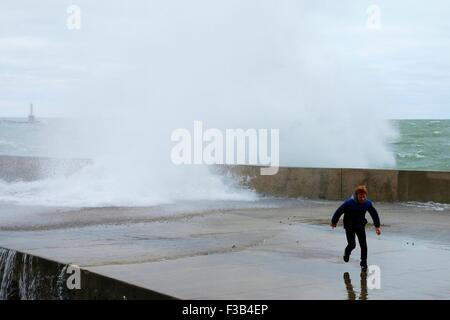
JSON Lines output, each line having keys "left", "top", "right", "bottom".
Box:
{"left": 344, "top": 227, "right": 367, "bottom": 262}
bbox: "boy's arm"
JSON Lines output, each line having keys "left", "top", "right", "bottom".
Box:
{"left": 368, "top": 203, "right": 381, "bottom": 228}
{"left": 331, "top": 202, "right": 346, "bottom": 226}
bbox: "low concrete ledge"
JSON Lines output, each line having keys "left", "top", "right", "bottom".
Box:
{"left": 220, "top": 165, "right": 450, "bottom": 203}
{"left": 0, "top": 247, "right": 176, "bottom": 300}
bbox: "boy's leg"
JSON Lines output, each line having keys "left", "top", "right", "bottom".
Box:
{"left": 344, "top": 228, "right": 356, "bottom": 259}
{"left": 355, "top": 227, "right": 368, "bottom": 266}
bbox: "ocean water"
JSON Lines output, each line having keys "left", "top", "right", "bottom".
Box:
{"left": 0, "top": 118, "right": 448, "bottom": 171}
{"left": 390, "top": 120, "right": 450, "bottom": 171}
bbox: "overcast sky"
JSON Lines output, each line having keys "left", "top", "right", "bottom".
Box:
{"left": 1, "top": 0, "right": 449, "bottom": 119}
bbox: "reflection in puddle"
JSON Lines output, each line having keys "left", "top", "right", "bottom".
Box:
{"left": 343, "top": 272, "right": 368, "bottom": 300}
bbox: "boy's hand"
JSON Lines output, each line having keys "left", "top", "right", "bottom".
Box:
{"left": 330, "top": 223, "right": 337, "bottom": 228}
{"left": 375, "top": 227, "right": 382, "bottom": 235}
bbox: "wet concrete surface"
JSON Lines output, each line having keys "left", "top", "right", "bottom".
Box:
{"left": 0, "top": 199, "right": 449, "bottom": 299}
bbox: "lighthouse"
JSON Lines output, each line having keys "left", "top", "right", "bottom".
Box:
{"left": 28, "top": 103, "right": 35, "bottom": 122}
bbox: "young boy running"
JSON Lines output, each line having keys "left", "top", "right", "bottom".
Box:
{"left": 331, "top": 185, "right": 381, "bottom": 271}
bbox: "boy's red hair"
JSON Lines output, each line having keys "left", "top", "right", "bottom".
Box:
{"left": 355, "top": 185, "right": 368, "bottom": 195}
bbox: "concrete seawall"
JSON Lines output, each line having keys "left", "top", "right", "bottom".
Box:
{"left": 0, "top": 155, "right": 448, "bottom": 203}
{"left": 219, "top": 165, "right": 450, "bottom": 203}
{"left": 0, "top": 247, "right": 176, "bottom": 300}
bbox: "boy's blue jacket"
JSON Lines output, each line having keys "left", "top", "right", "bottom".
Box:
{"left": 331, "top": 195, "right": 381, "bottom": 229}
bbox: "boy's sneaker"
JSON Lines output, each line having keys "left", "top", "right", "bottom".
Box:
{"left": 360, "top": 261, "right": 368, "bottom": 271}
{"left": 343, "top": 255, "right": 350, "bottom": 263}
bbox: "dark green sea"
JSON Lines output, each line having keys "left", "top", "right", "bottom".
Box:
{"left": 390, "top": 120, "right": 450, "bottom": 171}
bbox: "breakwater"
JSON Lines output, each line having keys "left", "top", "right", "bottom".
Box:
{"left": 1, "top": 155, "right": 448, "bottom": 203}
{"left": 219, "top": 165, "right": 450, "bottom": 203}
